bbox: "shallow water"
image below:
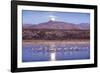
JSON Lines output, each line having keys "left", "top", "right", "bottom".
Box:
{"left": 22, "top": 43, "right": 90, "bottom": 62}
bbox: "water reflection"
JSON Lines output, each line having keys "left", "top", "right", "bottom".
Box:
{"left": 22, "top": 44, "right": 90, "bottom": 62}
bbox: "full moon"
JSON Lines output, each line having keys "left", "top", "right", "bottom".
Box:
{"left": 49, "top": 15, "right": 55, "bottom": 21}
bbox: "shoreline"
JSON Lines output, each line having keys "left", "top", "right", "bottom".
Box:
{"left": 22, "top": 40, "right": 90, "bottom": 45}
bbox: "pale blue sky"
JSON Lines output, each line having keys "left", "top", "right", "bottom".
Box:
{"left": 22, "top": 10, "right": 90, "bottom": 25}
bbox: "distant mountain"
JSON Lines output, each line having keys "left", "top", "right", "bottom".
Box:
{"left": 22, "top": 24, "right": 33, "bottom": 28}
{"left": 23, "top": 20, "right": 90, "bottom": 30}
{"left": 79, "top": 23, "right": 90, "bottom": 30}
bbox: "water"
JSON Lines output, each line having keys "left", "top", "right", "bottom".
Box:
{"left": 55, "top": 44, "right": 90, "bottom": 60}
{"left": 22, "top": 44, "right": 51, "bottom": 62}
{"left": 22, "top": 43, "right": 90, "bottom": 62}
